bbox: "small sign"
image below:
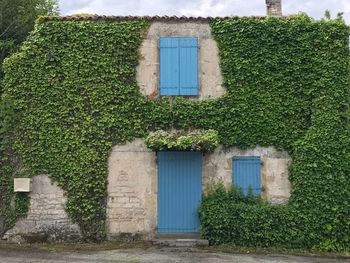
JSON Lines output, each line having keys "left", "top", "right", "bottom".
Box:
{"left": 14, "top": 178, "right": 31, "bottom": 192}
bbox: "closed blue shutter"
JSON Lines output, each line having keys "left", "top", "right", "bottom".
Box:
{"left": 232, "top": 157, "right": 261, "bottom": 195}
{"left": 160, "top": 37, "right": 198, "bottom": 96}
{"left": 179, "top": 38, "right": 198, "bottom": 96}
{"left": 160, "top": 38, "right": 180, "bottom": 95}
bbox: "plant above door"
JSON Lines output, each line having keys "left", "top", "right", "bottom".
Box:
{"left": 145, "top": 129, "right": 219, "bottom": 152}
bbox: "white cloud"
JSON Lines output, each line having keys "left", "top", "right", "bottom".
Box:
{"left": 58, "top": 0, "right": 350, "bottom": 23}
{"left": 284, "top": 0, "right": 350, "bottom": 21}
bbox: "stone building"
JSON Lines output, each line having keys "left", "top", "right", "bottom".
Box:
{"left": 3, "top": 1, "right": 291, "bottom": 242}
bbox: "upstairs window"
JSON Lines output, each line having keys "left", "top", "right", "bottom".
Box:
{"left": 159, "top": 37, "right": 198, "bottom": 96}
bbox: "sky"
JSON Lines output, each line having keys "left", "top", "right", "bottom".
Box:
{"left": 58, "top": 0, "right": 350, "bottom": 24}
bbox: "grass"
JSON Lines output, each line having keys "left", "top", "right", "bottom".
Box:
{"left": 0, "top": 241, "right": 152, "bottom": 252}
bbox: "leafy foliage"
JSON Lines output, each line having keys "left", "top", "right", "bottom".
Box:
{"left": 199, "top": 184, "right": 298, "bottom": 247}
{"left": 199, "top": 16, "right": 350, "bottom": 251}
{"left": 0, "top": 0, "right": 59, "bottom": 80}
{"left": 145, "top": 129, "right": 219, "bottom": 151}
{"left": 0, "top": 2, "right": 58, "bottom": 232}
{"left": 1, "top": 15, "right": 349, "bottom": 248}
{"left": 1, "top": 19, "right": 150, "bottom": 239}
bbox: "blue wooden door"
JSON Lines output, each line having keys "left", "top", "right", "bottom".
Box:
{"left": 232, "top": 156, "right": 261, "bottom": 195}
{"left": 157, "top": 151, "right": 202, "bottom": 233}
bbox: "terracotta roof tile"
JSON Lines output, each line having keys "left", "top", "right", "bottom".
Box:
{"left": 40, "top": 15, "right": 280, "bottom": 22}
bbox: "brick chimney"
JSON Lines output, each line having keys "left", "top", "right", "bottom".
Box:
{"left": 266, "top": 0, "right": 282, "bottom": 17}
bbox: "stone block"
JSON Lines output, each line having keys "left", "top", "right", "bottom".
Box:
{"left": 5, "top": 174, "right": 82, "bottom": 242}
{"left": 107, "top": 139, "right": 157, "bottom": 237}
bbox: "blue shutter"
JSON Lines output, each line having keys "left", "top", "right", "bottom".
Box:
{"left": 232, "top": 157, "right": 261, "bottom": 195}
{"left": 160, "top": 38, "right": 180, "bottom": 95}
{"left": 179, "top": 38, "right": 198, "bottom": 96}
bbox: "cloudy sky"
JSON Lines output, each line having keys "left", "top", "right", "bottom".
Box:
{"left": 58, "top": 0, "right": 350, "bottom": 23}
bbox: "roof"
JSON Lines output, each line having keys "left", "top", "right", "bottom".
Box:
{"left": 39, "top": 15, "right": 288, "bottom": 22}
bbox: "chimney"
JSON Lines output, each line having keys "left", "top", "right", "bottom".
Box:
{"left": 266, "top": 0, "right": 282, "bottom": 17}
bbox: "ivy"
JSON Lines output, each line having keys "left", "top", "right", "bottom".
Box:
{"left": 145, "top": 129, "right": 219, "bottom": 152}
{"left": 199, "top": 16, "right": 350, "bottom": 251}
{"left": 0, "top": 15, "right": 349, "bottom": 248}
{"left": 1, "top": 19, "right": 151, "bottom": 240}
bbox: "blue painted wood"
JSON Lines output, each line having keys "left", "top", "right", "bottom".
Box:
{"left": 232, "top": 156, "right": 261, "bottom": 195}
{"left": 159, "top": 37, "right": 198, "bottom": 96}
{"left": 160, "top": 38, "right": 180, "bottom": 95}
{"left": 157, "top": 151, "right": 202, "bottom": 233}
{"left": 179, "top": 38, "right": 198, "bottom": 96}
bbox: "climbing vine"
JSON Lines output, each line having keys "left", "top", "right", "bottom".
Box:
{"left": 1, "top": 18, "right": 151, "bottom": 239}
{"left": 199, "top": 15, "right": 350, "bottom": 251}
{"left": 145, "top": 129, "right": 219, "bottom": 151}
{"left": 0, "top": 14, "right": 349, "bottom": 248}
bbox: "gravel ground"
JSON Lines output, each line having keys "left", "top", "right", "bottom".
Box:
{"left": 0, "top": 247, "right": 349, "bottom": 263}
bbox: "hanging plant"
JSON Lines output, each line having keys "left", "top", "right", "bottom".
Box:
{"left": 145, "top": 129, "right": 219, "bottom": 152}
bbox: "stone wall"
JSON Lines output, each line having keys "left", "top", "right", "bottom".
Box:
{"left": 106, "top": 140, "right": 292, "bottom": 239}
{"left": 3, "top": 175, "right": 81, "bottom": 243}
{"left": 136, "top": 21, "right": 225, "bottom": 99}
{"left": 3, "top": 142, "right": 291, "bottom": 241}
{"left": 106, "top": 139, "right": 157, "bottom": 240}
{"left": 203, "top": 146, "right": 291, "bottom": 204}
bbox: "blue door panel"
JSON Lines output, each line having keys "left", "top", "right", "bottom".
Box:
{"left": 232, "top": 157, "right": 261, "bottom": 195}
{"left": 160, "top": 38, "right": 179, "bottom": 95}
{"left": 158, "top": 151, "right": 202, "bottom": 233}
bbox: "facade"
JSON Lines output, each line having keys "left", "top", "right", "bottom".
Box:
{"left": 107, "top": 17, "right": 290, "bottom": 239}
{"left": 106, "top": 140, "right": 291, "bottom": 240}
{"left": 4, "top": 12, "right": 292, "bottom": 242}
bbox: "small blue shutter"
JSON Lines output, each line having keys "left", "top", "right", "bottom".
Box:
{"left": 160, "top": 38, "right": 180, "bottom": 95}
{"left": 179, "top": 38, "right": 198, "bottom": 96}
{"left": 159, "top": 37, "right": 198, "bottom": 96}
{"left": 232, "top": 157, "right": 261, "bottom": 195}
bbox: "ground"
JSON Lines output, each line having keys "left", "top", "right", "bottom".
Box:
{"left": 0, "top": 244, "right": 349, "bottom": 263}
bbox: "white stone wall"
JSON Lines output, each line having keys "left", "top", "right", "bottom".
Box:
{"left": 106, "top": 139, "right": 157, "bottom": 240}
{"left": 106, "top": 140, "right": 292, "bottom": 239}
{"left": 136, "top": 21, "right": 225, "bottom": 99}
{"left": 203, "top": 146, "right": 291, "bottom": 204}
{"left": 4, "top": 175, "right": 81, "bottom": 242}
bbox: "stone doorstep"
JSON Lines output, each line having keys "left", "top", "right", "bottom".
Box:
{"left": 152, "top": 234, "right": 209, "bottom": 247}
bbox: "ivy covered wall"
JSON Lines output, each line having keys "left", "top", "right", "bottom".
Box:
{"left": 0, "top": 15, "right": 349, "bottom": 248}
{"left": 0, "top": 18, "right": 151, "bottom": 239}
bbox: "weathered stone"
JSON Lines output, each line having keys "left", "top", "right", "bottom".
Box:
{"left": 106, "top": 139, "right": 157, "bottom": 240}
{"left": 266, "top": 0, "right": 282, "bottom": 17}
{"left": 136, "top": 21, "right": 225, "bottom": 100}
{"left": 107, "top": 139, "right": 292, "bottom": 239}
{"left": 153, "top": 238, "right": 209, "bottom": 247}
{"left": 203, "top": 145, "right": 291, "bottom": 203}
{"left": 3, "top": 174, "right": 81, "bottom": 243}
